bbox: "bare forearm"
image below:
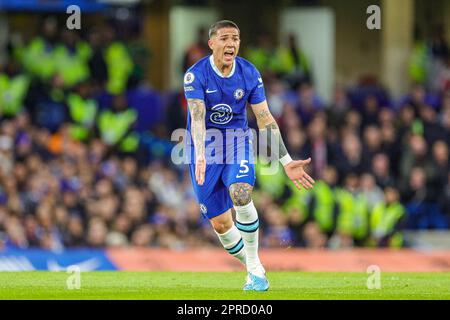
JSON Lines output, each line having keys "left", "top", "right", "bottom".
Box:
{"left": 264, "top": 122, "right": 289, "bottom": 160}
{"left": 188, "top": 98, "right": 206, "bottom": 158}
{"left": 256, "top": 109, "right": 288, "bottom": 160}
{"left": 252, "top": 103, "right": 314, "bottom": 190}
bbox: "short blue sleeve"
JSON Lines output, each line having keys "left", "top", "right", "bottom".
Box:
{"left": 247, "top": 67, "right": 266, "bottom": 105}
{"left": 183, "top": 70, "right": 205, "bottom": 101}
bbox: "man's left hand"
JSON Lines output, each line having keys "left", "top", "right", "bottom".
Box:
{"left": 283, "top": 157, "right": 315, "bottom": 190}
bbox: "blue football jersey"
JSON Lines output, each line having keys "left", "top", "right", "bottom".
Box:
{"left": 184, "top": 56, "right": 263, "bottom": 216}
{"left": 183, "top": 55, "right": 266, "bottom": 133}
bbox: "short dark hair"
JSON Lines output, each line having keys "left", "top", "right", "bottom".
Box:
{"left": 208, "top": 20, "right": 240, "bottom": 38}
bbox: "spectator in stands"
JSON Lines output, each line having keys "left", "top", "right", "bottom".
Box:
{"left": 295, "top": 82, "right": 324, "bottom": 126}
{"left": 398, "top": 104, "right": 416, "bottom": 139}
{"left": 66, "top": 81, "right": 98, "bottom": 142}
{"left": 370, "top": 186, "right": 406, "bottom": 247}
{"left": 285, "top": 123, "right": 306, "bottom": 160}
{"left": 87, "top": 217, "right": 108, "bottom": 247}
{"left": 428, "top": 25, "right": 449, "bottom": 91}
{"left": 342, "top": 109, "right": 362, "bottom": 136}
{"left": 245, "top": 31, "right": 276, "bottom": 78}
{"left": 308, "top": 165, "right": 339, "bottom": 241}
{"left": 372, "top": 153, "right": 395, "bottom": 189}
{"left": 328, "top": 86, "right": 351, "bottom": 129}
{"left": 400, "top": 83, "right": 440, "bottom": 111}
{"left": 166, "top": 89, "right": 189, "bottom": 134}
{"left": 182, "top": 26, "right": 209, "bottom": 72}
{"left": 399, "top": 134, "right": 433, "bottom": 188}
{"left": 434, "top": 53, "right": 450, "bottom": 92}
{"left": 20, "top": 16, "right": 59, "bottom": 81}
{"left": 262, "top": 204, "right": 296, "bottom": 248}
{"left": 0, "top": 129, "right": 14, "bottom": 175}
{"left": 130, "top": 224, "right": 153, "bottom": 247}
{"left": 439, "top": 95, "right": 450, "bottom": 145}
{"left": 274, "top": 33, "right": 311, "bottom": 89}
{"left": 409, "top": 28, "right": 430, "bottom": 85}
{"left": 106, "top": 213, "right": 131, "bottom": 247}
{"left": 102, "top": 25, "right": 134, "bottom": 95}
{"left": 97, "top": 94, "right": 139, "bottom": 154}
{"left": 361, "top": 125, "right": 382, "bottom": 171}
{"left": 23, "top": 215, "right": 40, "bottom": 247}
{"left": 420, "top": 104, "right": 447, "bottom": 144}
{"left": 63, "top": 215, "right": 86, "bottom": 247}
{"left": 302, "top": 222, "right": 327, "bottom": 248}
{"left": 335, "top": 174, "right": 370, "bottom": 247}
{"left": 360, "top": 173, "right": 384, "bottom": 211}
{"left": 336, "top": 132, "right": 364, "bottom": 178}
{"left": 361, "top": 94, "right": 380, "bottom": 128}
{"left": 4, "top": 216, "right": 28, "bottom": 249}
{"left": 87, "top": 27, "right": 108, "bottom": 90}
{"left": 0, "top": 58, "right": 30, "bottom": 118}
{"left": 265, "top": 79, "right": 289, "bottom": 120}
{"left": 32, "top": 74, "right": 68, "bottom": 132}
{"left": 54, "top": 30, "right": 91, "bottom": 89}
{"left": 303, "top": 113, "right": 332, "bottom": 179}
{"left": 379, "top": 122, "right": 398, "bottom": 170}
{"left": 403, "top": 166, "right": 447, "bottom": 229}
{"left": 440, "top": 172, "right": 450, "bottom": 224}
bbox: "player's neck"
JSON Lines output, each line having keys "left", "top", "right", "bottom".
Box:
{"left": 213, "top": 56, "right": 233, "bottom": 77}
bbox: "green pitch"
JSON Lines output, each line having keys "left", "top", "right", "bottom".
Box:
{"left": 0, "top": 271, "right": 449, "bottom": 300}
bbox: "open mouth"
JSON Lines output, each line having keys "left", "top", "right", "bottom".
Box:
{"left": 224, "top": 50, "right": 234, "bottom": 60}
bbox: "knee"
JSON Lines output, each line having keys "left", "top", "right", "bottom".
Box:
{"left": 211, "top": 219, "right": 233, "bottom": 234}
{"left": 229, "top": 183, "right": 253, "bottom": 206}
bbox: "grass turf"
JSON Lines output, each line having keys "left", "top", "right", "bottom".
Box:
{"left": 0, "top": 271, "right": 450, "bottom": 300}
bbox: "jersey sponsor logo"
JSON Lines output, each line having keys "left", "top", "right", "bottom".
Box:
{"left": 200, "top": 203, "right": 208, "bottom": 215}
{"left": 236, "top": 174, "right": 249, "bottom": 178}
{"left": 184, "top": 86, "right": 195, "bottom": 92}
{"left": 210, "top": 104, "right": 233, "bottom": 124}
{"left": 206, "top": 88, "right": 217, "bottom": 94}
{"left": 234, "top": 88, "right": 245, "bottom": 100}
{"left": 184, "top": 72, "right": 195, "bottom": 85}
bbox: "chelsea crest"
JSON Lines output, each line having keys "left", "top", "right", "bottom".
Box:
{"left": 234, "top": 88, "right": 244, "bottom": 100}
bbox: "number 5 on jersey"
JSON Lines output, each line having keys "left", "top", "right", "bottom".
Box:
{"left": 236, "top": 160, "right": 249, "bottom": 178}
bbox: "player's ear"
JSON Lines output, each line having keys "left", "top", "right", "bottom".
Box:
{"left": 208, "top": 39, "right": 214, "bottom": 50}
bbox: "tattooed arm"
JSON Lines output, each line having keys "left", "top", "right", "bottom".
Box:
{"left": 188, "top": 98, "right": 206, "bottom": 185}
{"left": 253, "top": 102, "right": 289, "bottom": 161}
{"left": 251, "top": 100, "right": 315, "bottom": 190}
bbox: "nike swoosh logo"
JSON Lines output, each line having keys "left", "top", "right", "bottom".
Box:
{"left": 236, "top": 174, "right": 249, "bottom": 178}
{"left": 47, "top": 258, "right": 101, "bottom": 271}
{"left": 206, "top": 89, "right": 217, "bottom": 93}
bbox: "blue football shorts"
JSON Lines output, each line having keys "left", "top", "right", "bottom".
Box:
{"left": 189, "top": 138, "right": 256, "bottom": 219}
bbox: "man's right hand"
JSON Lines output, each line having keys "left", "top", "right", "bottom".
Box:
{"left": 195, "top": 154, "right": 206, "bottom": 185}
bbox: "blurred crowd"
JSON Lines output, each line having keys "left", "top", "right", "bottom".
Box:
{"left": 0, "top": 16, "right": 449, "bottom": 251}
{"left": 249, "top": 82, "right": 450, "bottom": 249}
